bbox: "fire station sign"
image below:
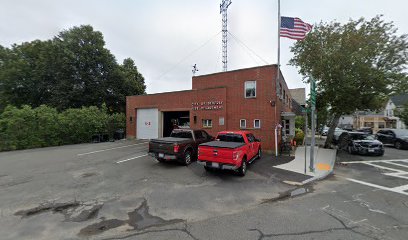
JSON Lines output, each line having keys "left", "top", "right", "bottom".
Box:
{"left": 191, "top": 101, "right": 223, "bottom": 111}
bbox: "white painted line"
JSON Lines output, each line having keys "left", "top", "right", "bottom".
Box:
{"left": 363, "top": 162, "right": 404, "bottom": 172}
{"left": 341, "top": 159, "right": 408, "bottom": 164}
{"left": 382, "top": 161, "right": 408, "bottom": 169}
{"left": 77, "top": 142, "right": 148, "bottom": 156}
{"left": 391, "top": 184, "right": 408, "bottom": 192}
{"left": 116, "top": 154, "right": 148, "bottom": 163}
{"left": 345, "top": 178, "right": 408, "bottom": 196}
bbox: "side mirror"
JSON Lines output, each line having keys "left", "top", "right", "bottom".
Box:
{"left": 255, "top": 138, "right": 260, "bottom": 142}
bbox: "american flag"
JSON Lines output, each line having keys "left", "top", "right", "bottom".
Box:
{"left": 280, "top": 16, "right": 313, "bottom": 40}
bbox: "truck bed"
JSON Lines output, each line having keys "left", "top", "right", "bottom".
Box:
{"left": 199, "top": 141, "right": 245, "bottom": 149}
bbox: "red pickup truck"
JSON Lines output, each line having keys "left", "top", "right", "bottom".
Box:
{"left": 197, "top": 131, "right": 261, "bottom": 176}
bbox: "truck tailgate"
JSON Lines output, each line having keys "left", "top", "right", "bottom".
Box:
{"left": 149, "top": 139, "right": 179, "bottom": 154}
{"left": 198, "top": 144, "right": 239, "bottom": 164}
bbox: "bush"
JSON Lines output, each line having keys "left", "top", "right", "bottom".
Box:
{"left": 294, "top": 128, "right": 305, "bottom": 145}
{"left": 0, "top": 104, "right": 126, "bottom": 151}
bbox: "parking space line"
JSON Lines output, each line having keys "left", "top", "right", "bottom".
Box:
{"left": 346, "top": 178, "right": 408, "bottom": 196}
{"left": 341, "top": 159, "right": 408, "bottom": 164}
{"left": 363, "top": 162, "right": 404, "bottom": 172}
{"left": 77, "top": 142, "right": 148, "bottom": 156}
{"left": 383, "top": 161, "right": 408, "bottom": 169}
{"left": 116, "top": 154, "right": 148, "bottom": 163}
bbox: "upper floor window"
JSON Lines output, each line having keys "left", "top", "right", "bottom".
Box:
{"left": 240, "top": 119, "right": 247, "bottom": 129}
{"left": 254, "top": 119, "right": 261, "bottom": 128}
{"left": 245, "top": 81, "right": 256, "bottom": 98}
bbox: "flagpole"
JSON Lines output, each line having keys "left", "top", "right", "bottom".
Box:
{"left": 277, "top": 0, "right": 281, "bottom": 88}
{"left": 275, "top": 0, "right": 281, "bottom": 157}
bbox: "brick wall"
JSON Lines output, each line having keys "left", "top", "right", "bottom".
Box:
{"left": 126, "top": 65, "right": 294, "bottom": 151}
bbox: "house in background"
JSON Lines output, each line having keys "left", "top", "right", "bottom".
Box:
{"left": 384, "top": 93, "right": 408, "bottom": 129}
{"left": 353, "top": 111, "right": 386, "bottom": 133}
{"left": 338, "top": 115, "right": 353, "bottom": 130}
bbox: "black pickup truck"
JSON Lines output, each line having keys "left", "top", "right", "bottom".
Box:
{"left": 148, "top": 129, "right": 213, "bottom": 165}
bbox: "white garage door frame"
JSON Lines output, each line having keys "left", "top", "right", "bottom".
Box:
{"left": 136, "top": 108, "right": 160, "bottom": 139}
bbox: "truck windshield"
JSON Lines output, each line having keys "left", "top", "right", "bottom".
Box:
{"left": 217, "top": 134, "right": 245, "bottom": 143}
{"left": 170, "top": 131, "right": 193, "bottom": 139}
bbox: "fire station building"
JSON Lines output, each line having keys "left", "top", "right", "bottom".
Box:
{"left": 126, "top": 65, "right": 299, "bottom": 152}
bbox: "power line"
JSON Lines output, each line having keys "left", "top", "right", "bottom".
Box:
{"left": 156, "top": 31, "right": 221, "bottom": 80}
{"left": 227, "top": 31, "right": 270, "bottom": 65}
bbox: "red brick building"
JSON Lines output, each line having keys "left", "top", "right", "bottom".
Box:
{"left": 126, "top": 65, "right": 297, "bottom": 152}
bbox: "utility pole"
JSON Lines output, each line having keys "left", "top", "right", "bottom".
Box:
{"left": 220, "top": 0, "right": 232, "bottom": 72}
{"left": 310, "top": 77, "right": 317, "bottom": 172}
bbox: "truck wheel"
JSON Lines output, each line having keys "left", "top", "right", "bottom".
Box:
{"left": 157, "top": 158, "right": 165, "bottom": 163}
{"left": 204, "top": 166, "right": 212, "bottom": 172}
{"left": 183, "top": 150, "right": 192, "bottom": 165}
{"left": 237, "top": 157, "right": 247, "bottom": 176}
{"left": 257, "top": 148, "right": 262, "bottom": 159}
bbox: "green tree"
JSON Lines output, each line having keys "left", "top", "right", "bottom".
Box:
{"left": 295, "top": 115, "right": 305, "bottom": 129}
{"left": 0, "top": 25, "right": 146, "bottom": 113}
{"left": 396, "top": 103, "right": 408, "bottom": 127}
{"left": 290, "top": 16, "right": 408, "bottom": 148}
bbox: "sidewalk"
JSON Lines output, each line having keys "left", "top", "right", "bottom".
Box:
{"left": 273, "top": 145, "right": 337, "bottom": 185}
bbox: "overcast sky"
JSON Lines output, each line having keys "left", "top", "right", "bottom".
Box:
{"left": 1, "top": 0, "right": 407, "bottom": 94}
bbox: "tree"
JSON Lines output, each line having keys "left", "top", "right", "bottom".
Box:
{"left": 396, "top": 103, "right": 408, "bottom": 127}
{"left": 289, "top": 16, "right": 408, "bottom": 148}
{"left": 0, "top": 25, "right": 146, "bottom": 113}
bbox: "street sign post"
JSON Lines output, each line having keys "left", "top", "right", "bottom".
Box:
{"left": 309, "top": 77, "right": 316, "bottom": 172}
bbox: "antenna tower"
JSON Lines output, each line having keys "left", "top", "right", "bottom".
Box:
{"left": 220, "top": 0, "right": 232, "bottom": 72}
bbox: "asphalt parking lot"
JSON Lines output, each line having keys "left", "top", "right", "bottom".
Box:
{"left": 0, "top": 140, "right": 306, "bottom": 240}
{"left": 336, "top": 145, "right": 408, "bottom": 196}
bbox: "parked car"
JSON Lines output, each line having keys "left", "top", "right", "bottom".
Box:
{"left": 197, "top": 131, "right": 261, "bottom": 176}
{"left": 321, "top": 126, "right": 329, "bottom": 136}
{"left": 338, "top": 132, "right": 384, "bottom": 156}
{"left": 356, "top": 127, "right": 373, "bottom": 134}
{"left": 376, "top": 129, "right": 408, "bottom": 150}
{"left": 332, "top": 129, "right": 348, "bottom": 145}
{"left": 148, "top": 129, "right": 213, "bottom": 165}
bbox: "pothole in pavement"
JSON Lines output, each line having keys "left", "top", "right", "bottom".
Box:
{"left": 261, "top": 185, "right": 314, "bottom": 204}
{"left": 14, "top": 200, "right": 103, "bottom": 222}
{"left": 78, "top": 199, "right": 184, "bottom": 237}
{"left": 80, "top": 172, "right": 100, "bottom": 178}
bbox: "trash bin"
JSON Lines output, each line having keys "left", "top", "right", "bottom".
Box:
{"left": 114, "top": 129, "right": 125, "bottom": 140}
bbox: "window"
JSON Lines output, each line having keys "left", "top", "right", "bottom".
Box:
{"left": 194, "top": 130, "right": 204, "bottom": 139}
{"left": 279, "top": 83, "right": 283, "bottom": 97}
{"left": 254, "top": 119, "right": 261, "bottom": 128}
{"left": 246, "top": 133, "right": 255, "bottom": 143}
{"left": 378, "top": 122, "right": 385, "bottom": 129}
{"left": 240, "top": 119, "right": 246, "bottom": 129}
{"left": 202, "top": 119, "right": 212, "bottom": 128}
{"left": 219, "top": 117, "right": 224, "bottom": 126}
{"left": 364, "top": 122, "right": 374, "bottom": 128}
{"left": 245, "top": 81, "right": 256, "bottom": 98}
{"left": 201, "top": 131, "right": 209, "bottom": 139}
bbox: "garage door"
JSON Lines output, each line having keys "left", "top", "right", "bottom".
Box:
{"left": 136, "top": 108, "right": 159, "bottom": 139}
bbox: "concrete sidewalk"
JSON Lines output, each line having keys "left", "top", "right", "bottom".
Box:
{"left": 274, "top": 146, "right": 337, "bottom": 185}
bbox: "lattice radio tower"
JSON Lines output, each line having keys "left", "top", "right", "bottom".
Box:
{"left": 220, "top": 0, "right": 232, "bottom": 72}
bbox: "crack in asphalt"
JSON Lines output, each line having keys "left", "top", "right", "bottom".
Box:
{"left": 247, "top": 211, "right": 381, "bottom": 240}
{"left": 79, "top": 199, "right": 185, "bottom": 237}
{"left": 100, "top": 223, "right": 199, "bottom": 240}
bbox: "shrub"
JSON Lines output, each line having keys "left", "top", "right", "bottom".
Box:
{"left": 294, "top": 128, "right": 305, "bottom": 145}
{"left": 0, "top": 104, "right": 126, "bottom": 151}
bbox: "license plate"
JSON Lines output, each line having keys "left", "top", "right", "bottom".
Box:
{"left": 158, "top": 153, "right": 164, "bottom": 158}
{"left": 212, "top": 162, "right": 219, "bottom": 168}
{"left": 368, "top": 149, "right": 375, "bottom": 152}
